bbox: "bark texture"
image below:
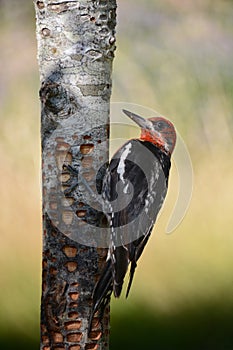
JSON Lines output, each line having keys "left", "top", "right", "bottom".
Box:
{"left": 34, "top": 1, "right": 116, "bottom": 349}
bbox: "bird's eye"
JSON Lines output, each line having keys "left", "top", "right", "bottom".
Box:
{"left": 156, "top": 121, "right": 166, "bottom": 130}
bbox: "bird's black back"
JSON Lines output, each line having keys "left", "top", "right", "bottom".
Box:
{"left": 102, "top": 139, "right": 171, "bottom": 245}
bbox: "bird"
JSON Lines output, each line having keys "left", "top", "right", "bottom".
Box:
{"left": 89, "top": 109, "right": 176, "bottom": 331}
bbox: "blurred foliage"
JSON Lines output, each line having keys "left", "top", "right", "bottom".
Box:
{"left": 111, "top": 301, "right": 233, "bottom": 350}
{"left": 0, "top": 0, "right": 233, "bottom": 349}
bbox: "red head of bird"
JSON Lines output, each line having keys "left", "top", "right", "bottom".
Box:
{"left": 122, "top": 109, "right": 176, "bottom": 155}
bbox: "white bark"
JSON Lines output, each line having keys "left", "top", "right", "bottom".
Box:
{"left": 34, "top": 1, "right": 116, "bottom": 349}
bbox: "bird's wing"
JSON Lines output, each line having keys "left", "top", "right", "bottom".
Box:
{"left": 102, "top": 139, "right": 170, "bottom": 297}
{"left": 90, "top": 139, "right": 171, "bottom": 330}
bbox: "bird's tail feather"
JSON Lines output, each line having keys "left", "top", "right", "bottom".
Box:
{"left": 113, "top": 281, "right": 124, "bottom": 298}
{"left": 126, "top": 260, "right": 137, "bottom": 298}
{"left": 89, "top": 259, "right": 113, "bottom": 334}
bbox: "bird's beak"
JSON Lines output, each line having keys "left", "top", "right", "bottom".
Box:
{"left": 122, "top": 109, "right": 154, "bottom": 131}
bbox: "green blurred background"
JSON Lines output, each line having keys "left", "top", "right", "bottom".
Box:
{"left": 1, "top": 0, "right": 233, "bottom": 349}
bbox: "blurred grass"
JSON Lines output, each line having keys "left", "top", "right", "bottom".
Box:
{"left": 0, "top": 0, "right": 233, "bottom": 348}
{"left": 110, "top": 301, "right": 233, "bottom": 350}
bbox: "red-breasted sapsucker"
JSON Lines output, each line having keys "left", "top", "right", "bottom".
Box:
{"left": 90, "top": 109, "right": 176, "bottom": 329}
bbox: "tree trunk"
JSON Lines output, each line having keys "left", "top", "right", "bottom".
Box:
{"left": 34, "top": 1, "right": 117, "bottom": 349}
